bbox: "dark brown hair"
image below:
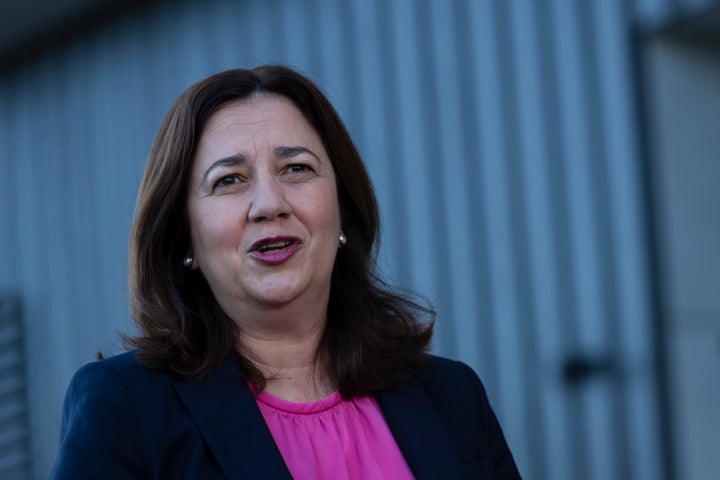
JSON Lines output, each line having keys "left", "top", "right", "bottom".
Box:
{"left": 127, "top": 65, "right": 434, "bottom": 397}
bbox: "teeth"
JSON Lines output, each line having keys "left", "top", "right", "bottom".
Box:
{"left": 258, "top": 240, "right": 292, "bottom": 253}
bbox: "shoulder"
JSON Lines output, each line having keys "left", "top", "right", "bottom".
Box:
{"left": 69, "top": 351, "right": 145, "bottom": 381}
{"left": 60, "top": 351, "right": 173, "bottom": 438}
{"left": 416, "top": 355, "right": 521, "bottom": 479}
{"left": 61, "top": 353, "right": 179, "bottom": 436}
{"left": 52, "top": 352, "right": 154, "bottom": 478}
{"left": 416, "top": 355, "right": 494, "bottom": 426}
{"left": 64, "top": 352, "right": 168, "bottom": 402}
{"left": 419, "top": 354, "right": 478, "bottom": 380}
{"left": 418, "top": 355, "right": 489, "bottom": 400}
{"left": 61, "top": 351, "right": 181, "bottom": 427}
{"left": 75, "top": 350, "right": 163, "bottom": 379}
{"left": 69, "top": 351, "right": 127, "bottom": 380}
{"left": 64, "top": 352, "right": 141, "bottom": 405}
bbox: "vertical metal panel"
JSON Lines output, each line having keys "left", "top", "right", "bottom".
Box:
{"left": 679, "top": 0, "right": 720, "bottom": 13}
{"left": 645, "top": 37, "right": 720, "bottom": 480}
{"left": 341, "top": 0, "right": 397, "bottom": 279}
{"left": 633, "top": 0, "right": 720, "bottom": 30}
{"left": 385, "top": 0, "right": 441, "bottom": 307}
{"left": 9, "top": 65, "right": 60, "bottom": 478}
{"left": 633, "top": 0, "right": 680, "bottom": 29}
{"left": 468, "top": 0, "right": 517, "bottom": 406}
{"left": 345, "top": 0, "right": 406, "bottom": 282}
{"left": 0, "top": 296, "right": 31, "bottom": 480}
{"left": 426, "top": 0, "right": 479, "bottom": 366}
{"left": 505, "top": 1, "right": 561, "bottom": 478}
{"left": 0, "top": 85, "right": 19, "bottom": 291}
{"left": 408, "top": 0, "right": 458, "bottom": 355}
{"left": 532, "top": 0, "right": 581, "bottom": 475}
{"left": 0, "top": 0, "right": 686, "bottom": 478}
{"left": 550, "top": 3, "right": 615, "bottom": 479}
{"left": 444, "top": 0, "right": 496, "bottom": 391}
{"left": 479, "top": 0, "right": 533, "bottom": 474}
{"left": 595, "top": 1, "right": 666, "bottom": 478}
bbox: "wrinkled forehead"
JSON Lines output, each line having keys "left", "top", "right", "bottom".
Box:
{"left": 191, "top": 94, "right": 329, "bottom": 170}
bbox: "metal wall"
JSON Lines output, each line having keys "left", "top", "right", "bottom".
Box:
{"left": 635, "top": 0, "right": 720, "bottom": 29}
{"left": 0, "top": 295, "right": 31, "bottom": 480}
{"left": 644, "top": 32, "right": 720, "bottom": 480}
{"left": 1, "top": 0, "right": 716, "bottom": 478}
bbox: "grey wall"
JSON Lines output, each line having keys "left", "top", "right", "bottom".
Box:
{"left": 645, "top": 35, "right": 720, "bottom": 480}
{"left": 0, "top": 0, "right": 718, "bottom": 478}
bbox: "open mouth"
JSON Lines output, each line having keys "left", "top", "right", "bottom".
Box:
{"left": 251, "top": 236, "right": 298, "bottom": 252}
{"left": 249, "top": 237, "right": 301, "bottom": 265}
{"left": 256, "top": 239, "right": 294, "bottom": 253}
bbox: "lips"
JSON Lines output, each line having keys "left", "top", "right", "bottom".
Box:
{"left": 256, "top": 239, "right": 292, "bottom": 253}
{"left": 249, "top": 236, "right": 301, "bottom": 265}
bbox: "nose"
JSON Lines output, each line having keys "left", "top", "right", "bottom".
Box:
{"left": 247, "top": 174, "right": 291, "bottom": 222}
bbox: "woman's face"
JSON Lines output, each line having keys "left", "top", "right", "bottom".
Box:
{"left": 186, "top": 94, "right": 341, "bottom": 323}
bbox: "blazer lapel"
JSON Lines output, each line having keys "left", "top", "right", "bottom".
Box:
{"left": 376, "top": 382, "right": 460, "bottom": 480}
{"left": 173, "top": 357, "right": 292, "bottom": 479}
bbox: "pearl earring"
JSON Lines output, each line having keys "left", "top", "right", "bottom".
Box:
{"left": 338, "top": 232, "right": 347, "bottom": 247}
{"left": 183, "top": 255, "right": 193, "bottom": 268}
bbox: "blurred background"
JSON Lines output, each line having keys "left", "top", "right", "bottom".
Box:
{"left": 0, "top": 0, "right": 718, "bottom": 478}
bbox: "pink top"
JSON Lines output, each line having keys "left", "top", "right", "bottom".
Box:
{"left": 254, "top": 389, "right": 415, "bottom": 479}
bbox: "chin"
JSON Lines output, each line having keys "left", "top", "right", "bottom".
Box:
{"left": 254, "top": 292, "right": 299, "bottom": 307}
{"left": 250, "top": 282, "right": 306, "bottom": 306}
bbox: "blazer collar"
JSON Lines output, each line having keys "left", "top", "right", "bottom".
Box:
{"left": 173, "top": 356, "right": 458, "bottom": 479}
{"left": 172, "top": 356, "right": 293, "bottom": 479}
{"left": 376, "top": 381, "right": 460, "bottom": 480}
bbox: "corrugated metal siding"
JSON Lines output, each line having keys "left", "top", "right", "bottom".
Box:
{"left": 634, "top": 0, "right": 720, "bottom": 31}
{"left": 5, "top": 0, "right": 718, "bottom": 478}
{"left": 0, "top": 296, "right": 32, "bottom": 480}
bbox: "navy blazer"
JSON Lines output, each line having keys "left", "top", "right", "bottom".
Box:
{"left": 50, "top": 352, "right": 520, "bottom": 479}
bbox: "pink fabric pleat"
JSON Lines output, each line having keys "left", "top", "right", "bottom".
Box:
{"left": 254, "top": 389, "right": 415, "bottom": 480}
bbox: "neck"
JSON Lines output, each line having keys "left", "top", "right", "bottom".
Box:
{"left": 236, "top": 306, "right": 334, "bottom": 402}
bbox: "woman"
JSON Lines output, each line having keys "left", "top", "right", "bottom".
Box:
{"left": 51, "top": 65, "right": 520, "bottom": 479}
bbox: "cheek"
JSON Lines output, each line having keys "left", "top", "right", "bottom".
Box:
{"left": 319, "top": 183, "right": 342, "bottom": 226}
{"left": 189, "top": 210, "right": 235, "bottom": 256}
{"left": 315, "top": 193, "right": 342, "bottom": 235}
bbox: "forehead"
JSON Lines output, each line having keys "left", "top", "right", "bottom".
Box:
{"left": 189, "top": 93, "right": 327, "bottom": 180}
{"left": 198, "top": 94, "right": 320, "bottom": 148}
{"left": 187, "top": 93, "right": 334, "bottom": 188}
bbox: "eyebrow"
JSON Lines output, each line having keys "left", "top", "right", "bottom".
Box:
{"left": 200, "top": 146, "right": 320, "bottom": 185}
{"left": 274, "top": 146, "right": 320, "bottom": 162}
{"left": 201, "top": 154, "right": 246, "bottom": 185}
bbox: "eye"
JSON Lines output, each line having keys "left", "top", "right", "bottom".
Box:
{"left": 282, "top": 163, "right": 316, "bottom": 181}
{"left": 286, "top": 164, "right": 313, "bottom": 174}
{"left": 214, "top": 174, "right": 242, "bottom": 189}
